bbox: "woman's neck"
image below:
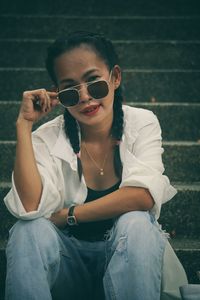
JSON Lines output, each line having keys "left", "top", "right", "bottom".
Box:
{"left": 80, "top": 115, "right": 113, "bottom": 143}
{"left": 81, "top": 125, "right": 111, "bottom": 143}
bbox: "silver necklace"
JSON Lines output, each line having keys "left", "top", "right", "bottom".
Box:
{"left": 82, "top": 142, "right": 109, "bottom": 176}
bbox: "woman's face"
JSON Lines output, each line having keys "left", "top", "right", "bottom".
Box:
{"left": 54, "top": 45, "right": 121, "bottom": 128}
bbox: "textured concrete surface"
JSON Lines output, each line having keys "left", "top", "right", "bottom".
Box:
{"left": 0, "top": 15, "right": 200, "bottom": 40}
{"left": 1, "top": 69, "right": 200, "bottom": 102}
{"left": 173, "top": 247, "right": 200, "bottom": 284}
{"left": 163, "top": 142, "right": 200, "bottom": 182}
{"left": 1, "top": 40, "right": 200, "bottom": 70}
{"left": 1, "top": 102, "right": 200, "bottom": 141}
{"left": 159, "top": 185, "right": 200, "bottom": 238}
{"left": 0, "top": 0, "right": 200, "bottom": 15}
{"left": 123, "top": 70, "right": 200, "bottom": 102}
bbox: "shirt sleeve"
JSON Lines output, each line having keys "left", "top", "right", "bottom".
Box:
{"left": 120, "top": 110, "right": 177, "bottom": 219}
{"left": 4, "top": 137, "right": 65, "bottom": 220}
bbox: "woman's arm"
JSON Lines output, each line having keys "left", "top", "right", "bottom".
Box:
{"left": 14, "top": 118, "right": 43, "bottom": 212}
{"left": 75, "top": 186, "right": 154, "bottom": 221}
{"left": 13, "top": 89, "right": 58, "bottom": 212}
{"left": 50, "top": 186, "right": 153, "bottom": 227}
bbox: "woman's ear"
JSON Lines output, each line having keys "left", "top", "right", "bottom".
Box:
{"left": 112, "top": 65, "right": 122, "bottom": 89}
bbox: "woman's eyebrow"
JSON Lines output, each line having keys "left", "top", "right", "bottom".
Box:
{"left": 59, "top": 78, "right": 76, "bottom": 85}
{"left": 82, "top": 68, "right": 99, "bottom": 79}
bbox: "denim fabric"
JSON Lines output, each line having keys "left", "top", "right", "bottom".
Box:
{"left": 104, "top": 211, "right": 166, "bottom": 300}
{"left": 5, "top": 211, "right": 167, "bottom": 300}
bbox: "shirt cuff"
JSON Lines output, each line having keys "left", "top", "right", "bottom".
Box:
{"left": 4, "top": 172, "right": 63, "bottom": 220}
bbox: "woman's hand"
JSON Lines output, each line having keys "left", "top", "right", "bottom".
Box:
{"left": 18, "top": 88, "right": 59, "bottom": 124}
{"left": 49, "top": 208, "right": 68, "bottom": 229}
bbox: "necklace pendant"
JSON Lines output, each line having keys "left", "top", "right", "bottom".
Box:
{"left": 100, "top": 169, "right": 104, "bottom": 176}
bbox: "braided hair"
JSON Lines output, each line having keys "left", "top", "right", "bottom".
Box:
{"left": 45, "top": 31, "right": 124, "bottom": 180}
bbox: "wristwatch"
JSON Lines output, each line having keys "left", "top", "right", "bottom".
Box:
{"left": 67, "top": 205, "right": 78, "bottom": 226}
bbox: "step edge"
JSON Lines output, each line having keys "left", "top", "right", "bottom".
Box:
{"left": 0, "top": 140, "right": 199, "bottom": 146}
{"left": 1, "top": 15, "right": 200, "bottom": 19}
{"left": 1, "top": 38, "right": 200, "bottom": 44}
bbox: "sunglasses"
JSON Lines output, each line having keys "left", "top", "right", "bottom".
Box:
{"left": 58, "top": 71, "right": 112, "bottom": 108}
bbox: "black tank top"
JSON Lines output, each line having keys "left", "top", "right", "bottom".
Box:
{"left": 68, "top": 181, "right": 121, "bottom": 241}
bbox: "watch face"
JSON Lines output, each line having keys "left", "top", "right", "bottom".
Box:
{"left": 67, "top": 216, "right": 77, "bottom": 226}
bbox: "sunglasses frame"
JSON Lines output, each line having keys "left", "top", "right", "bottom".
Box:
{"left": 58, "top": 70, "right": 113, "bottom": 108}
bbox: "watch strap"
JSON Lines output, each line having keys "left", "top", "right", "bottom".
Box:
{"left": 67, "top": 205, "right": 78, "bottom": 226}
{"left": 68, "top": 205, "right": 76, "bottom": 217}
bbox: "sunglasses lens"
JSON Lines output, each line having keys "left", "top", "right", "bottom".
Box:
{"left": 88, "top": 81, "right": 109, "bottom": 99}
{"left": 58, "top": 89, "right": 79, "bottom": 107}
{"left": 58, "top": 80, "right": 109, "bottom": 107}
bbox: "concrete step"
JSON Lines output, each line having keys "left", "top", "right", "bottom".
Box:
{"left": 0, "top": 237, "right": 200, "bottom": 300}
{"left": 0, "top": 68, "right": 200, "bottom": 102}
{"left": 159, "top": 183, "right": 200, "bottom": 238}
{"left": 162, "top": 142, "right": 200, "bottom": 182}
{"left": 1, "top": 102, "right": 200, "bottom": 142}
{"left": 0, "top": 15, "right": 200, "bottom": 40}
{"left": 0, "top": 0, "right": 199, "bottom": 16}
{"left": 1, "top": 39, "right": 200, "bottom": 70}
{"left": 0, "top": 141, "right": 199, "bottom": 182}
{"left": 169, "top": 238, "right": 200, "bottom": 284}
{"left": 1, "top": 183, "right": 200, "bottom": 239}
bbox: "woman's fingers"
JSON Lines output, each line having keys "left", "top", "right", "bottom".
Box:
{"left": 38, "top": 90, "right": 59, "bottom": 112}
{"left": 31, "top": 89, "right": 58, "bottom": 111}
{"left": 20, "top": 89, "right": 59, "bottom": 122}
{"left": 47, "top": 91, "right": 59, "bottom": 109}
{"left": 33, "top": 89, "right": 49, "bottom": 113}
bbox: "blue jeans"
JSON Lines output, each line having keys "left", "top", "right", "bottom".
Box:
{"left": 5, "top": 211, "right": 167, "bottom": 300}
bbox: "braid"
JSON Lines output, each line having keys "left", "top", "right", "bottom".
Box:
{"left": 111, "top": 87, "right": 124, "bottom": 141}
{"left": 63, "top": 109, "right": 82, "bottom": 180}
{"left": 111, "top": 86, "right": 124, "bottom": 178}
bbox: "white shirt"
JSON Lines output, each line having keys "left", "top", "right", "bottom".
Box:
{"left": 4, "top": 105, "right": 177, "bottom": 220}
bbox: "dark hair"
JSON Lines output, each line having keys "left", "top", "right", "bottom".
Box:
{"left": 45, "top": 31, "right": 124, "bottom": 180}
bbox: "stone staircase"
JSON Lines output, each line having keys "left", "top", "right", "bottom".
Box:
{"left": 0, "top": 0, "right": 200, "bottom": 298}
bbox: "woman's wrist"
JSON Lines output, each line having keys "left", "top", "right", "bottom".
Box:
{"left": 16, "top": 116, "right": 33, "bottom": 133}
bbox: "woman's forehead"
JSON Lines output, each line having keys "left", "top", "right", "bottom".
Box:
{"left": 54, "top": 47, "right": 108, "bottom": 82}
{"left": 56, "top": 46, "right": 105, "bottom": 66}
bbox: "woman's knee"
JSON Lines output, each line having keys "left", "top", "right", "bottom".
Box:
{"left": 7, "top": 217, "right": 59, "bottom": 253}
{"left": 6, "top": 218, "right": 63, "bottom": 291}
{"left": 109, "top": 211, "right": 164, "bottom": 255}
{"left": 114, "top": 211, "right": 152, "bottom": 237}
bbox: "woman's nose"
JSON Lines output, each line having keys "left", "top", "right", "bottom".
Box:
{"left": 78, "top": 84, "right": 91, "bottom": 104}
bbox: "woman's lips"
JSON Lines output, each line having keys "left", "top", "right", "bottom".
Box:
{"left": 81, "top": 104, "right": 101, "bottom": 116}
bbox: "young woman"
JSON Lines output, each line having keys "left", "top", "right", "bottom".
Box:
{"left": 4, "top": 31, "right": 187, "bottom": 299}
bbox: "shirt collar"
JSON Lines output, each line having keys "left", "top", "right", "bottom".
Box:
{"left": 50, "top": 125, "right": 77, "bottom": 171}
